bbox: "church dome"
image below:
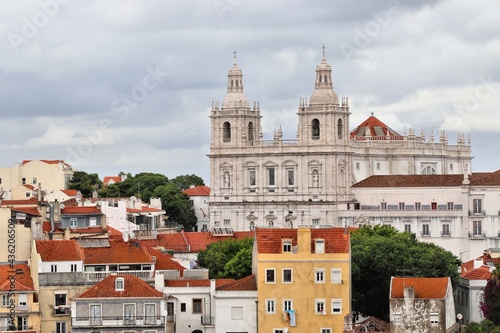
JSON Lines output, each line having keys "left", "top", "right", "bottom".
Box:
{"left": 221, "top": 52, "right": 250, "bottom": 109}
{"left": 309, "top": 47, "right": 339, "bottom": 106}
{"left": 310, "top": 88, "right": 339, "bottom": 105}
{"left": 222, "top": 92, "right": 250, "bottom": 109}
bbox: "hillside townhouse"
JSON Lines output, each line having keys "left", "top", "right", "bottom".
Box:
{"left": 455, "top": 249, "right": 500, "bottom": 324}
{"left": 71, "top": 274, "right": 166, "bottom": 333}
{"left": 0, "top": 263, "right": 40, "bottom": 333}
{"left": 0, "top": 160, "right": 74, "bottom": 200}
{"left": 389, "top": 277, "right": 457, "bottom": 333}
{"left": 254, "top": 227, "right": 352, "bottom": 333}
{"left": 182, "top": 185, "right": 210, "bottom": 232}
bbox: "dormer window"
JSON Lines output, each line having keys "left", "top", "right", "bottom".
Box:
{"left": 315, "top": 239, "right": 325, "bottom": 254}
{"left": 115, "top": 277, "right": 125, "bottom": 291}
{"left": 282, "top": 240, "right": 292, "bottom": 253}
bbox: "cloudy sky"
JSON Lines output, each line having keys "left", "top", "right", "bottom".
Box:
{"left": 1, "top": 0, "right": 499, "bottom": 184}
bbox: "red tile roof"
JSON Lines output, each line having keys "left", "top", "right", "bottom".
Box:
{"left": 165, "top": 279, "right": 234, "bottom": 288}
{"left": 74, "top": 274, "right": 163, "bottom": 299}
{"left": 216, "top": 275, "right": 257, "bottom": 291}
{"left": 83, "top": 239, "right": 153, "bottom": 264}
{"left": 350, "top": 115, "right": 402, "bottom": 139}
{"left": 146, "top": 247, "right": 185, "bottom": 272}
{"left": 390, "top": 277, "right": 449, "bottom": 299}
{"left": 103, "top": 176, "right": 122, "bottom": 185}
{"left": 1, "top": 197, "right": 38, "bottom": 206}
{"left": 256, "top": 228, "right": 350, "bottom": 254}
{"left": 183, "top": 186, "right": 210, "bottom": 196}
{"left": 462, "top": 266, "right": 492, "bottom": 280}
{"left": 35, "top": 240, "right": 84, "bottom": 261}
{"left": 127, "top": 207, "right": 165, "bottom": 214}
{"left": 10, "top": 206, "right": 41, "bottom": 216}
{"left": 22, "top": 159, "right": 70, "bottom": 167}
{"left": 23, "top": 184, "right": 35, "bottom": 190}
{"left": 61, "top": 189, "right": 78, "bottom": 196}
{"left": 0, "top": 264, "right": 35, "bottom": 292}
{"left": 62, "top": 206, "right": 101, "bottom": 214}
{"left": 353, "top": 171, "right": 500, "bottom": 188}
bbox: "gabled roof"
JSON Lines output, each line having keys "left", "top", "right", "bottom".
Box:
{"left": 61, "top": 206, "right": 101, "bottom": 214}
{"left": 103, "top": 176, "right": 122, "bottom": 185}
{"left": 216, "top": 275, "right": 257, "bottom": 291}
{"left": 183, "top": 186, "right": 210, "bottom": 196}
{"left": 11, "top": 206, "right": 41, "bottom": 216}
{"left": 35, "top": 240, "right": 84, "bottom": 261}
{"left": 462, "top": 266, "right": 492, "bottom": 280}
{"left": 23, "top": 184, "right": 36, "bottom": 190}
{"left": 61, "top": 189, "right": 78, "bottom": 196}
{"left": 165, "top": 279, "right": 235, "bottom": 288}
{"left": 353, "top": 171, "right": 500, "bottom": 188}
{"left": 354, "top": 316, "right": 390, "bottom": 333}
{"left": 145, "top": 246, "right": 185, "bottom": 272}
{"left": 350, "top": 115, "right": 402, "bottom": 139}
{"left": 256, "top": 228, "right": 350, "bottom": 254}
{"left": 0, "top": 197, "right": 38, "bottom": 206}
{"left": 73, "top": 274, "right": 163, "bottom": 299}
{"left": 22, "top": 159, "right": 70, "bottom": 167}
{"left": 83, "top": 239, "right": 153, "bottom": 264}
{"left": 0, "top": 264, "right": 35, "bottom": 292}
{"left": 390, "top": 277, "right": 449, "bottom": 299}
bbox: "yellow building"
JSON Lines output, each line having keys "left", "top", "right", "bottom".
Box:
{"left": 0, "top": 263, "right": 40, "bottom": 332}
{"left": 254, "top": 227, "right": 352, "bottom": 333}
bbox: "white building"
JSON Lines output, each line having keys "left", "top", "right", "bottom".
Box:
{"left": 183, "top": 185, "right": 210, "bottom": 232}
{"left": 208, "top": 50, "right": 472, "bottom": 232}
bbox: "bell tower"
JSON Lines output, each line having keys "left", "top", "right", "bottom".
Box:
{"left": 210, "top": 52, "right": 262, "bottom": 150}
{"left": 297, "top": 46, "right": 350, "bottom": 147}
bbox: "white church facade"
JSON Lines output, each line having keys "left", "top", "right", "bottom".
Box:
{"left": 208, "top": 49, "right": 474, "bottom": 249}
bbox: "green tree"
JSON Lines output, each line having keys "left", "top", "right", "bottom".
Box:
{"left": 152, "top": 183, "right": 197, "bottom": 230}
{"left": 98, "top": 184, "right": 121, "bottom": 198}
{"left": 481, "top": 268, "right": 500, "bottom": 325}
{"left": 197, "top": 237, "right": 253, "bottom": 279}
{"left": 351, "top": 225, "right": 460, "bottom": 321}
{"left": 465, "top": 322, "right": 482, "bottom": 333}
{"left": 170, "top": 174, "right": 205, "bottom": 191}
{"left": 69, "top": 171, "right": 102, "bottom": 197}
{"left": 117, "top": 173, "right": 169, "bottom": 202}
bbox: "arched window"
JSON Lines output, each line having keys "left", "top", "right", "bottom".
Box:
{"left": 324, "top": 75, "right": 328, "bottom": 83}
{"left": 223, "top": 122, "right": 231, "bottom": 142}
{"left": 269, "top": 221, "right": 274, "bottom": 227}
{"left": 312, "top": 119, "right": 320, "bottom": 139}
{"left": 235, "top": 80, "right": 239, "bottom": 87}
{"left": 422, "top": 166, "right": 437, "bottom": 175}
{"left": 249, "top": 221, "right": 255, "bottom": 231}
{"left": 248, "top": 122, "right": 254, "bottom": 142}
{"left": 231, "top": 80, "right": 234, "bottom": 87}
{"left": 319, "top": 75, "right": 322, "bottom": 83}
{"left": 337, "top": 119, "right": 343, "bottom": 140}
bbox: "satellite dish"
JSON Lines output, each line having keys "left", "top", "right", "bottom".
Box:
{"left": 457, "top": 314, "right": 463, "bottom": 320}
{"left": 60, "top": 203, "right": 65, "bottom": 210}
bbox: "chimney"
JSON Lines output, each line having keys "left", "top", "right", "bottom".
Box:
{"left": 297, "top": 228, "right": 311, "bottom": 254}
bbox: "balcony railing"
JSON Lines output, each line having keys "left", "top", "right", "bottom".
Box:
{"left": 441, "top": 231, "right": 451, "bottom": 237}
{"left": 85, "top": 270, "right": 154, "bottom": 281}
{"left": 469, "top": 232, "right": 486, "bottom": 239}
{"left": 201, "top": 315, "right": 215, "bottom": 326}
{"left": 72, "top": 315, "right": 165, "bottom": 327}
{"left": 0, "top": 325, "right": 34, "bottom": 331}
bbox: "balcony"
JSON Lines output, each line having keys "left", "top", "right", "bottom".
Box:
{"left": 469, "top": 210, "right": 486, "bottom": 216}
{"left": 50, "top": 304, "right": 71, "bottom": 315}
{"left": 420, "top": 232, "right": 431, "bottom": 237}
{"left": 85, "top": 270, "right": 154, "bottom": 281}
{"left": 72, "top": 315, "right": 165, "bottom": 327}
{"left": 0, "top": 325, "right": 34, "bottom": 331}
{"left": 441, "top": 231, "right": 451, "bottom": 238}
{"left": 469, "top": 232, "right": 486, "bottom": 239}
{"left": 201, "top": 315, "right": 215, "bottom": 326}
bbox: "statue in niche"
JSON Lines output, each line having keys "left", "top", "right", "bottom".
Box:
{"left": 312, "top": 170, "right": 319, "bottom": 187}
{"left": 224, "top": 172, "right": 230, "bottom": 188}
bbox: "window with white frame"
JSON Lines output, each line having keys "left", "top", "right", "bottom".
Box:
{"left": 399, "top": 202, "right": 405, "bottom": 210}
{"left": 315, "top": 239, "right": 325, "bottom": 254}
{"left": 2, "top": 294, "right": 9, "bottom": 306}
{"left": 442, "top": 224, "right": 450, "bottom": 236}
{"left": 283, "top": 269, "right": 292, "bottom": 283}
{"left": 223, "top": 219, "right": 230, "bottom": 226}
{"left": 430, "top": 312, "right": 439, "bottom": 324}
{"left": 71, "top": 264, "right": 77, "bottom": 272}
{"left": 266, "top": 299, "right": 276, "bottom": 314}
{"left": 192, "top": 299, "right": 203, "bottom": 314}
{"left": 315, "top": 269, "right": 325, "bottom": 283}
{"left": 447, "top": 202, "right": 454, "bottom": 210}
{"left": 145, "top": 303, "right": 156, "bottom": 324}
{"left": 282, "top": 240, "right": 292, "bottom": 253}
{"left": 422, "top": 224, "right": 430, "bottom": 236}
{"left": 315, "top": 299, "right": 325, "bottom": 314}
{"left": 415, "top": 202, "right": 421, "bottom": 210}
{"left": 287, "top": 169, "right": 294, "bottom": 186}
{"left": 266, "top": 269, "right": 275, "bottom": 283}
{"left": 18, "top": 293, "right": 27, "bottom": 307}
{"left": 51, "top": 265, "right": 57, "bottom": 273}
{"left": 312, "top": 218, "right": 320, "bottom": 226}
{"left": 473, "top": 199, "right": 482, "bottom": 214}
{"left": 473, "top": 221, "right": 482, "bottom": 236}
{"left": 331, "top": 269, "right": 341, "bottom": 284}
{"left": 404, "top": 224, "right": 412, "bottom": 234}
{"left": 381, "top": 202, "right": 387, "bottom": 210}
{"left": 249, "top": 170, "right": 256, "bottom": 186}
{"left": 55, "top": 321, "right": 66, "bottom": 333}
{"left": 273, "top": 330, "right": 284, "bottom": 333}
{"left": 70, "top": 218, "right": 77, "bottom": 228}
{"left": 393, "top": 313, "right": 402, "bottom": 323}
{"left": 331, "top": 299, "right": 342, "bottom": 314}
{"left": 231, "top": 306, "right": 243, "bottom": 320}
{"left": 321, "top": 329, "right": 332, "bottom": 333}
{"left": 124, "top": 304, "right": 136, "bottom": 324}
{"left": 283, "top": 299, "right": 293, "bottom": 311}
{"left": 115, "top": 277, "right": 124, "bottom": 290}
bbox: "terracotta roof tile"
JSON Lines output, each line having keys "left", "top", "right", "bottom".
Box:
{"left": 256, "top": 228, "right": 350, "bottom": 254}
{"left": 350, "top": 115, "right": 402, "bottom": 139}
{"left": 62, "top": 206, "right": 101, "bottom": 214}
{"left": 165, "top": 279, "right": 234, "bottom": 288}
{"left": 10, "top": 206, "right": 41, "bottom": 216}
{"left": 353, "top": 171, "right": 500, "bottom": 188}
{"left": 390, "top": 277, "right": 449, "bottom": 299}
{"left": 23, "top": 184, "right": 35, "bottom": 190}
{"left": 462, "top": 266, "right": 492, "bottom": 280}
{"left": 146, "top": 246, "right": 185, "bottom": 272}
{"left": 0, "top": 264, "right": 35, "bottom": 291}
{"left": 74, "top": 274, "right": 163, "bottom": 299}
{"left": 61, "top": 189, "right": 78, "bottom": 196}
{"left": 103, "top": 176, "right": 122, "bottom": 185}
{"left": 127, "top": 207, "right": 165, "bottom": 214}
{"left": 1, "top": 197, "right": 38, "bottom": 206}
{"left": 22, "top": 159, "right": 70, "bottom": 167}
{"left": 183, "top": 186, "right": 210, "bottom": 196}
{"left": 216, "top": 275, "right": 257, "bottom": 291}
{"left": 83, "top": 239, "right": 153, "bottom": 264}
{"left": 35, "top": 240, "right": 84, "bottom": 261}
